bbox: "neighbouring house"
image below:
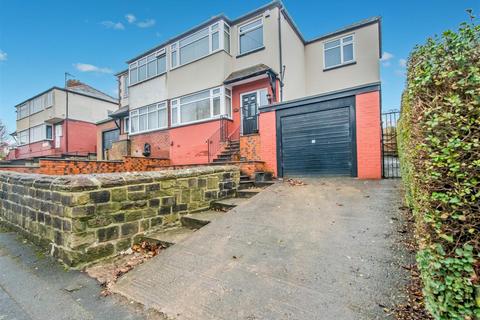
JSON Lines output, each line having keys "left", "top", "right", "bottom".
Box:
{"left": 7, "top": 80, "right": 118, "bottom": 160}
{"left": 97, "top": 0, "right": 382, "bottom": 179}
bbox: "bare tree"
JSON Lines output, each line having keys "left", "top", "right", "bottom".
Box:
{"left": 0, "top": 119, "right": 10, "bottom": 159}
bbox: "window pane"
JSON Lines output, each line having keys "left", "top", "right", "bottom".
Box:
{"left": 343, "top": 43, "right": 354, "bottom": 62}
{"left": 180, "top": 90, "right": 210, "bottom": 104}
{"left": 46, "top": 126, "right": 52, "bottom": 139}
{"left": 213, "top": 97, "right": 220, "bottom": 115}
{"left": 147, "top": 60, "right": 156, "bottom": 78}
{"left": 239, "top": 19, "right": 262, "bottom": 33}
{"left": 212, "top": 31, "right": 219, "bottom": 51}
{"left": 325, "top": 39, "right": 341, "bottom": 49}
{"left": 131, "top": 115, "right": 138, "bottom": 133}
{"left": 259, "top": 90, "right": 269, "bottom": 106}
{"left": 226, "top": 96, "right": 232, "bottom": 118}
{"left": 148, "top": 109, "right": 158, "bottom": 130}
{"left": 224, "top": 31, "right": 230, "bottom": 53}
{"left": 138, "top": 64, "right": 147, "bottom": 81}
{"left": 180, "top": 28, "right": 209, "bottom": 46}
{"left": 172, "top": 107, "right": 178, "bottom": 124}
{"left": 325, "top": 47, "right": 341, "bottom": 68}
{"left": 212, "top": 88, "right": 220, "bottom": 95}
{"left": 159, "top": 108, "right": 167, "bottom": 128}
{"left": 180, "top": 37, "right": 209, "bottom": 65}
{"left": 343, "top": 36, "right": 353, "bottom": 43}
{"left": 171, "top": 50, "right": 177, "bottom": 67}
{"left": 157, "top": 55, "right": 166, "bottom": 74}
{"left": 239, "top": 27, "right": 263, "bottom": 54}
{"left": 130, "top": 67, "right": 138, "bottom": 84}
{"left": 181, "top": 99, "right": 210, "bottom": 123}
{"left": 139, "top": 114, "right": 147, "bottom": 131}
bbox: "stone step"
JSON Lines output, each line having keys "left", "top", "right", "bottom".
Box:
{"left": 180, "top": 210, "right": 224, "bottom": 229}
{"left": 254, "top": 171, "right": 273, "bottom": 182}
{"left": 240, "top": 175, "right": 250, "bottom": 181}
{"left": 255, "top": 181, "right": 275, "bottom": 188}
{"left": 143, "top": 227, "right": 196, "bottom": 247}
{"left": 211, "top": 197, "right": 249, "bottom": 211}
{"left": 238, "top": 180, "right": 255, "bottom": 189}
{"left": 236, "top": 188, "right": 262, "bottom": 198}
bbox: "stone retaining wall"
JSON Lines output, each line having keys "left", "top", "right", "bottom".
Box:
{"left": 0, "top": 166, "right": 239, "bottom": 267}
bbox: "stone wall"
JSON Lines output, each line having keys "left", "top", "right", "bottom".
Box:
{"left": 0, "top": 166, "right": 239, "bottom": 267}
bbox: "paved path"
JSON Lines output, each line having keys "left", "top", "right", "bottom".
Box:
{"left": 0, "top": 231, "right": 161, "bottom": 320}
{"left": 113, "top": 178, "right": 409, "bottom": 320}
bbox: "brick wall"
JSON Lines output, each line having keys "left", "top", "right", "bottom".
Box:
{"left": 130, "top": 130, "right": 170, "bottom": 159}
{"left": 355, "top": 91, "right": 382, "bottom": 179}
{"left": 258, "top": 111, "right": 277, "bottom": 176}
{"left": 38, "top": 156, "right": 170, "bottom": 175}
{"left": 0, "top": 166, "right": 240, "bottom": 267}
{"left": 240, "top": 134, "right": 261, "bottom": 161}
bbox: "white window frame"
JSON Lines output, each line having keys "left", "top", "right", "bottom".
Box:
{"left": 17, "top": 130, "right": 29, "bottom": 146}
{"left": 239, "top": 88, "right": 268, "bottom": 135}
{"left": 122, "top": 75, "right": 129, "bottom": 98}
{"left": 17, "top": 91, "right": 53, "bottom": 119}
{"left": 129, "top": 102, "right": 168, "bottom": 135}
{"left": 238, "top": 17, "right": 264, "bottom": 55}
{"left": 323, "top": 34, "right": 355, "bottom": 69}
{"left": 170, "top": 86, "right": 232, "bottom": 127}
{"left": 170, "top": 20, "right": 230, "bottom": 70}
{"left": 123, "top": 116, "right": 129, "bottom": 134}
{"left": 129, "top": 48, "right": 167, "bottom": 86}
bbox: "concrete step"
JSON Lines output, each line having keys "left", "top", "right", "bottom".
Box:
{"left": 255, "top": 181, "right": 275, "bottom": 188}
{"left": 211, "top": 197, "right": 249, "bottom": 211}
{"left": 240, "top": 175, "right": 250, "bottom": 181}
{"left": 180, "top": 210, "right": 224, "bottom": 229}
{"left": 236, "top": 188, "right": 262, "bottom": 198}
{"left": 239, "top": 180, "right": 255, "bottom": 189}
{"left": 143, "top": 227, "right": 196, "bottom": 247}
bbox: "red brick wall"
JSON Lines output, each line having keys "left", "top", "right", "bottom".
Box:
{"left": 130, "top": 130, "right": 170, "bottom": 159}
{"left": 37, "top": 156, "right": 170, "bottom": 175}
{"left": 258, "top": 111, "right": 277, "bottom": 176}
{"left": 66, "top": 119, "right": 97, "bottom": 155}
{"left": 355, "top": 91, "right": 382, "bottom": 179}
{"left": 240, "top": 134, "right": 261, "bottom": 161}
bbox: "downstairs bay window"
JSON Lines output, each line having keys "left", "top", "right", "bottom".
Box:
{"left": 171, "top": 86, "right": 232, "bottom": 126}
{"left": 17, "top": 124, "right": 52, "bottom": 146}
{"left": 129, "top": 102, "right": 167, "bottom": 135}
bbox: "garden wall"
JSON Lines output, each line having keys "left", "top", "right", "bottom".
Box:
{"left": 0, "top": 166, "right": 239, "bottom": 268}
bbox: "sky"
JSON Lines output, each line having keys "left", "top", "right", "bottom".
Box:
{"left": 0, "top": 0, "right": 478, "bottom": 138}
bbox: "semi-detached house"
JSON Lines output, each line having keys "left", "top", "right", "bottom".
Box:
{"left": 98, "top": 0, "right": 382, "bottom": 179}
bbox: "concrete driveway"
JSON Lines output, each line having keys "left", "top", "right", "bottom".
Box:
{"left": 114, "top": 178, "right": 409, "bottom": 320}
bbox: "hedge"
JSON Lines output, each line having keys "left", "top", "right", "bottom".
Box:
{"left": 397, "top": 15, "right": 480, "bottom": 319}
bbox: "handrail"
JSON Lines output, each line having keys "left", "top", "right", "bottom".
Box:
{"left": 206, "top": 116, "right": 240, "bottom": 163}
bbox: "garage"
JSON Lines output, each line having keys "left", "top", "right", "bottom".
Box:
{"left": 276, "top": 96, "right": 357, "bottom": 177}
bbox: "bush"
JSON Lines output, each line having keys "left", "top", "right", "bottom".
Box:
{"left": 397, "top": 14, "right": 480, "bottom": 319}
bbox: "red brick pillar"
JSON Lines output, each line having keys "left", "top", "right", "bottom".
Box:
{"left": 355, "top": 91, "right": 382, "bottom": 179}
{"left": 258, "top": 111, "right": 277, "bottom": 177}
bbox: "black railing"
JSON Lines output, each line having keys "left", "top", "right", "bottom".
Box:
{"left": 381, "top": 110, "right": 401, "bottom": 178}
{"left": 206, "top": 116, "right": 240, "bottom": 163}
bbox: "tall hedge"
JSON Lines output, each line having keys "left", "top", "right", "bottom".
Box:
{"left": 397, "top": 16, "right": 480, "bottom": 319}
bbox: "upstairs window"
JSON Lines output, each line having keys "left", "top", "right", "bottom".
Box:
{"left": 171, "top": 21, "right": 230, "bottom": 69}
{"left": 239, "top": 18, "right": 263, "bottom": 55}
{"left": 17, "top": 91, "right": 53, "bottom": 119}
{"left": 129, "top": 48, "right": 167, "bottom": 85}
{"left": 324, "top": 35, "right": 355, "bottom": 69}
{"left": 17, "top": 104, "right": 29, "bottom": 119}
{"left": 122, "top": 75, "right": 129, "bottom": 98}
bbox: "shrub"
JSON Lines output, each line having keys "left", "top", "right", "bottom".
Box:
{"left": 397, "top": 14, "right": 480, "bottom": 319}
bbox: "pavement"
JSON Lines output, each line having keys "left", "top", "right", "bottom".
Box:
{"left": 0, "top": 229, "right": 164, "bottom": 320}
{"left": 113, "top": 178, "right": 410, "bottom": 320}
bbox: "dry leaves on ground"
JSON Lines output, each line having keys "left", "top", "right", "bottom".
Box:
{"left": 287, "top": 178, "right": 307, "bottom": 187}
{"left": 85, "top": 241, "right": 166, "bottom": 297}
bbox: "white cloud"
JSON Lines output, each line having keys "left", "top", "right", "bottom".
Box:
{"left": 74, "top": 63, "right": 113, "bottom": 74}
{"left": 101, "top": 21, "right": 125, "bottom": 30}
{"left": 0, "top": 50, "right": 7, "bottom": 61}
{"left": 381, "top": 51, "right": 394, "bottom": 62}
{"left": 125, "top": 14, "right": 136, "bottom": 24}
{"left": 136, "top": 19, "right": 155, "bottom": 28}
{"left": 399, "top": 58, "right": 407, "bottom": 68}
{"left": 380, "top": 51, "right": 394, "bottom": 67}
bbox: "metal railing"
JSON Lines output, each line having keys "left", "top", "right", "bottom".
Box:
{"left": 381, "top": 111, "right": 401, "bottom": 178}
{"left": 206, "top": 116, "right": 240, "bottom": 163}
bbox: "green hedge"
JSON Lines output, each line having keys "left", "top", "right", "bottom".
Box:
{"left": 397, "top": 16, "right": 480, "bottom": 319}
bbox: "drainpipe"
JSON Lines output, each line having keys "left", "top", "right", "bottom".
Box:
{"left": 277, "top": 5, "right": 284, "bottom": 102}
{"left": 64, "top": 73, "right": 69, "bottom": 155}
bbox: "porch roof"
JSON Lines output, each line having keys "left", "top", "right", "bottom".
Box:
{"left": 223, "top": 64, "right": 277, "bottom": 85}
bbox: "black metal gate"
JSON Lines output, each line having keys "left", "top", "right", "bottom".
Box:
{"left": 381, "top": 111, "right": 401, "bottom": 178}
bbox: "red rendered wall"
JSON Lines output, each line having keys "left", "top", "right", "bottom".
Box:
{"left": 258, "top": 111, "right": 277, "bottom": 176}
{"left": 355, "top": 91, "right": 382, "bottom": 179}
{"left": 66, "top": 119, "right": 97, "bottom": 155}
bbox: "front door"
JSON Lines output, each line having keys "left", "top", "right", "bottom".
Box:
{"left": 242, "top": 92, "right": 258, "bottom": 135}
{"left": 55, "top": 124, "right": 62, "bottom": 148}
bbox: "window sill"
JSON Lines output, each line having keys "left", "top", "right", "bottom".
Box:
{"left": 236, "top": 46, "right": 265, "bottom": 59}
{"left": 323, "top": 61, "right": 356, "bottom": 71}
